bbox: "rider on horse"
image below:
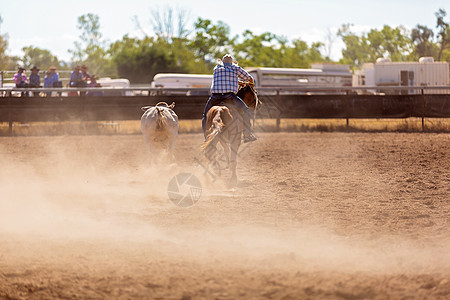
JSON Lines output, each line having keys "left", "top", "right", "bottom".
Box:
{"left": 201, "top": 54, "right": 258, "bottom": 143}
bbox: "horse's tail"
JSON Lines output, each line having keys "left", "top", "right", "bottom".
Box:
{"left": 200, "top": 107, "right": 229, "bottom": 151}
{"left": 155, "top": 106, "right": 167, "bottom": 130}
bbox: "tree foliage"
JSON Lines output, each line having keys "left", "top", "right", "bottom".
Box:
{"left": 338, "top": 8, "right": 449, "bottom": 68}
{"left": 20, "top": 46, "right": 60, "bottom": 69}
{"left": 337, "top": 24, "right": 372, "bottom": 68}
{"left": 411, "top": 25, "right": 438, "bottom": 59}
{"left": 0, "top": 15, "right": 17, "bottom": 70}
{"left": 188, "top": 18, "right": 232, "bottom": 68}
{"left": 1, "top": 7, "right": 449, "bottom": 83}
{"left": 435, "top": 8, "right": 450, "bottom": 61}
{"left": 338, "top": 24, "right": 413, "bottom": 68}
{"left": 109, "top": 36, "right": 181, "bottom": 83}
{"left": 69, "top": 13, "right": 116, "bottom": 77}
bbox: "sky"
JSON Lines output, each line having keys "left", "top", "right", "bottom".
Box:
{"left": 0, "top": 0, "right": 448, "bottom": 63}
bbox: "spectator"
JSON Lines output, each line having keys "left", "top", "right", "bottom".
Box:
{"left": 44, "top": 66, "right": 61, "bottom": 88}
{"left": 29, "top": 66, "right": 41, "bottom": 88}
{"left": 44, "top": 66, "right": 62, "bottom": 97}
{"left": 14, "top": 67, "right": 29, "bottom": 96}
{"left": 69, "top": 65, "right": 83, "bottom": 87}
{"left": 86, "top": 75, "right": 104, "bottom": 96}
{"left": 81, "top": 65, "right": 91, "bottom": 86}
{"left": 88, "top": 75, "right": 101, "bottom": 88}
{"left": 14, "top": 67, "right": 28, "bottom": 88}
{"left": 44, "top": 71, "right": 51, "bottom": 86}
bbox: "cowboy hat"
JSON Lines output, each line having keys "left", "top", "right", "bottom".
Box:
{"left": 31, "top": 66, "right": 39, "bottom": 71}
{"left": 222, "top": 54, "right": 234, "bottom": 64}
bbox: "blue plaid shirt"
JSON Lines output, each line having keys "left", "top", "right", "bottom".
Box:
{"left": 210, "top": 63, "right": 253, "bottom": 94}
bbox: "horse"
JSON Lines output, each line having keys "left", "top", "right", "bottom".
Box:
{"left": 201, "top": 82, "right": 261, "bottom": 185}
{"left": 140, "top": 102, "right": 179, "bottom": 162}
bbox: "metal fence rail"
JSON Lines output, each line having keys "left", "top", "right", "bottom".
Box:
{"left": 0, "top": 86, "right": 449, "bottom": 135}
{"left": 1, "top": 85, "right": 450, "bottom": 93}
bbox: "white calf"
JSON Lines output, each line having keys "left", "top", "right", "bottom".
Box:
{"left": 140, "top": 102, "right": 179, "bottom": 161}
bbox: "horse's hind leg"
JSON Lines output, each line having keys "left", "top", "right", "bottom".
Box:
{"left": 229, "top": 140, "right": 240, "bottom": 187}
{"left": 168, "top": 133, "right": 176, "bottom": 163}
{"left": 145, "top": 141, "right": 155, "bottom": 164}
{"left": 169, "top": 141, "right": 175, "bottom": 162}
{"left": 220, "top": 140, "right": 230, "bottom": 169}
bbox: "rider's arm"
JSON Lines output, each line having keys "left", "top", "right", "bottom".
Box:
{"left": 236, "top": 66, "right": 253, "bottom": 83}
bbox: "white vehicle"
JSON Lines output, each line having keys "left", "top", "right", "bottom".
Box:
{"left": 151, "top": 73, "right": 212, "bottom": 95}
{"left": 97, "top": 78, "right": 132, "bottom": 96}
{"left": 151, "top": 65, "right": 353, "bottom": 95}
{"left": 353, "top": 57, "right": 450, "bottom": 94}
{"left": 245, "top": 64, "right": 352, "bottom": 90}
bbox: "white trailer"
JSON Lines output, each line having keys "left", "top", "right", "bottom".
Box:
{"left": 94, "top": 77, "right": 132, "bottom": 96}
{"left": 353, "top": 57, "right": 450, "bottom": 94}
{"left": 151, "top": 73, "right": 212, "bottom": 89}
{"left": 150, "top": 73, "right": 212, "bottom": 95}
{"left": 151, "top": 64, "right": 353, "bottom": 94}
{"left": 246, "top": 64, "right": 352, "bottom": 89}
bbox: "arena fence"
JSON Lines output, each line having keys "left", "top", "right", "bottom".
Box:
{"left": 0, "top": 86, "right": 449, "bottom": 135}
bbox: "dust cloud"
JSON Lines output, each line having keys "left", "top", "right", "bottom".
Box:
{"left": 0, "top": 133, "right": 449, "bottom": 298}
{"left": 0, "top": 136, "right": 448, "bottom": 270}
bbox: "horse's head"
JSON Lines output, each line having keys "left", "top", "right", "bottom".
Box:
{"left": 237, "top": 82, "right": 262, "bottom": 110}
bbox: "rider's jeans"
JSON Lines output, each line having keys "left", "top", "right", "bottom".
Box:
{"left": 202, "top": 93, "right": 251, "bottom": 136}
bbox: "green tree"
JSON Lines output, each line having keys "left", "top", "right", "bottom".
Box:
{"left": 435, "top": 8, "right": 450, "bottom": 61}
{"left": 279, "top": 39, "right": 313, "bottom": 68}
{"left": 188, "top": 18, "right": 232, "bottom": 69}
{"left": 109, "top": 36, "right": 181, "bottom": 83}
{"left": 233, "top": 30, "right": 280, "bottom": 66}
{"left": 411, "top": 25, "right": 438, "bottom": 59}
{"left": 20, "top": 46, "right": 59, "bottom": 69}
{"left": 337, "top": 24, "right": 372, "bottom": 68}
{"left": 0, "top": 33, "right": 10, "bottom": 70}
{"left": 232, "top": 30, "right": 326, "bottom": 68}
{"left": 69, "top": 13, "right": 116, "bottom": 77}
{"left": 367, "top": 25, "right": 412, "bottom": 61}
{"left": 0, "top": 15, "right": 17, "bottom": 70}
{"left": 338, "top": 24, "right": 413, "bottom": 68}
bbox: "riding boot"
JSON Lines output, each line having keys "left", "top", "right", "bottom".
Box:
{"left": 243, "top": 110, "right": 257, "bottom": 143}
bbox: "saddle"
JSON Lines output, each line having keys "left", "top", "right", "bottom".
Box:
{"left": 210, "top": 94, "right": 233, "bottom": 107}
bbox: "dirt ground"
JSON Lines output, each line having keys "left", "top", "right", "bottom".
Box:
{"left": 0, "top": 132, "right": 449, "bottom": 299}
